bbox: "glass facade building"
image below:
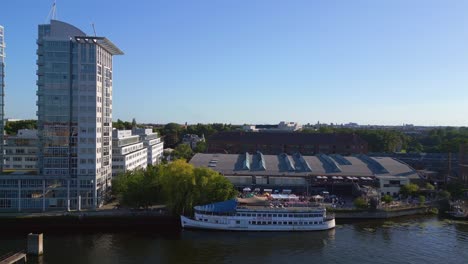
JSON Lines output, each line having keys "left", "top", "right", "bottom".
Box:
{"left": 0, "top": 25, "right": 5, "bottom": 173}
{"left": 35, "top": 20, "right": 123, "bottom": 208}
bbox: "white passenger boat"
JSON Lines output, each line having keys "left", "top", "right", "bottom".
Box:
{"left": 180, "top": 199, "right": 335, "bottom": 231}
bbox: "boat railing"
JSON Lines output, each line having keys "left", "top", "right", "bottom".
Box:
{"left": 324, "top": 214, "right": 335, "bottom": 221}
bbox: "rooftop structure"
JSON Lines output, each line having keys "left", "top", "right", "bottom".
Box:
{"left": 191, "top": 153, "right": 418, "bottom": 178}
{"left": 190, "top": 153, "right": 420, "bottom": 196}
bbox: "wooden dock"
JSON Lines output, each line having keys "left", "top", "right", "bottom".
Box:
{"left": 0, "top": 251, "right": 27, "bottom": 264}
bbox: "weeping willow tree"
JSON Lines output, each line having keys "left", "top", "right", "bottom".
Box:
{"left": 112, "top": 160, "right": 237, "bottom": 215}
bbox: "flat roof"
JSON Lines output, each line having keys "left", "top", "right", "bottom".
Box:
{"left": 74, "top": 36, "right": 124, "bottom": 55}
{"left": 190, "top": 153, "right": 419, "bottom": 179}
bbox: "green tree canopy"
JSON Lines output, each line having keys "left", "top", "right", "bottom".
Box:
{"left": 172, "top": 144, "right": 194, "bottom": 161}
{"left": 381, "top": 194, "right": 393, "bottom": 203}
{"left": 5, "top": 120, "right": 37, "bottom": 135}
{"left": 112, "top": 160, "right": 237, "bottom": 215}
{"left": 399, "top": 183, "right": 420, "bottom": 197}
{"left": 354, "top": 197, "right": 368, "bottom": 209}
{"left": 193, "top": 141, "right": 207, "bottom": 153}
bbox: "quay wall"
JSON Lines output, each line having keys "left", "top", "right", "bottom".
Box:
{"left": 0, "top": 210, "right": 180, "bottom": 233}
{"left": 332, "top": 207, "right": 430, "bottom": 219}
{"left": 0, "top": 206, "right": 434, "bottom": 233}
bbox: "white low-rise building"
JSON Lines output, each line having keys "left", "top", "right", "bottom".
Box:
{"left": 4, "top": 129, "right": 38, "bottom": 171}
{"left": 133, "top": 128, "right": 164, "bottom": 166}
{"left": 112, "top": 130, "right": 148, "bottom": 177}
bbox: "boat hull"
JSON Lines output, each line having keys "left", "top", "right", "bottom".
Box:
{"left": 180, "top": 216, "right": 335, "bottom": 231}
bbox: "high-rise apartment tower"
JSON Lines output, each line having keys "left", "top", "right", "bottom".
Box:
{"left": 36, "top": 20, "right": 123, "bottom": 208}
{"left": 0, "top": 25, "right": 5, "bottom": 173}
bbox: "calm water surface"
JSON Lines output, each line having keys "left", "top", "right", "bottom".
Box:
{"left": 1, "top": 216, "right": 467, "bottom": 264}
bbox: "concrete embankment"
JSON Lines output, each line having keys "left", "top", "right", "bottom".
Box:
{"left": 0, "top": 206, "right": 436, "bottom": 233}
{"left": 0, "top": 210, "right": 180, "bottom": 233}
{"left": 332, "top": 206, "right": 431, "bottom": 220}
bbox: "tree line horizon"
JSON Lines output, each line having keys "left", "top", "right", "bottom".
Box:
{"left": 5, "top": 119, "right": 468, "bottom": 154}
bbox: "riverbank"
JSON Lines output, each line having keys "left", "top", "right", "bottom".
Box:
{"left": 0, "top": 210, "right": 179, "bottom": 233}
{"left": 328, "top": 206, "right": 433, "bottom": 219}
{"left": 0, "top": 205, "right": 441, "bottom": 233}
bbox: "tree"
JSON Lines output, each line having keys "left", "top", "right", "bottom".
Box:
{"left": 425, "top": 183, "right": 435, "bottom": 190}
{"left": 113, "top": 119, "right": 133, "bottom": 130}
{"left": 132, "top": 118, "right": 137, "bottom": 128}
{"left": 5, "top": 120, "right": 37, "bottom": 135}
{"left": 438, "top": 190, "right": 451, "bottom": 199}
{"left": 160, "top": 123, "right": 184, "bottom": 147}
{"left": 111, "top": 160, "right": 237, "bottom": 215}
{"left": 400, "top": 183, "right": 419, "bottom": 197}
{"left": 446, "top": 181, "right": 465, "bottom": 199}
{"left": 194, "top": 141, "right": 207, "bottom": 153}
{"left": 381, "top": 194, "right": 393, "bottom": 204}
{"left": 172, "top": 144, "right": 193, "bottom": 161}
{"left": 418, "top": 195, "right": 426, "bottom": 205}
{"left": 159, "top": 160, "right": 237, "bottom": 215}
{"left": 112, "top": 167, "right": 163, "bottom": 209}
{"left": 354, "top": 197, "right": 368, "bottom": 209}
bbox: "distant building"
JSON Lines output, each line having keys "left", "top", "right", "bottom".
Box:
{"left": 4, "top": 129, "right": 38, "bottom": 171}
{"left": 206, "top": 132, "right": 368, "bottom": 155}
{"left": 182, "top": 134, "right": 205, "bottom": 150}
{"left": 243, "top": 121, "right": 302, "bottom": 132}
{"left": 459, "top": 144, "right": 468, "bottom": 185}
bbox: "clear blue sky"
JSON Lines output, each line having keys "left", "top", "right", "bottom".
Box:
{"left": 2, "top": 0, "right": 468, "bottom": 126}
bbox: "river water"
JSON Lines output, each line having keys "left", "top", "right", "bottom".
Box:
{"left": 1, "top": 216, "right": 467, "bottom": 264}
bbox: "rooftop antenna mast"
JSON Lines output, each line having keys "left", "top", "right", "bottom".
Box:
{"left": 46, "top": 1, "right": 57, "bottom": 22}
{"left": 91, "top": 23, "right": 97, "bottom": 37}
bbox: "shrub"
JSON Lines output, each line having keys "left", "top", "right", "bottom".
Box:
{"left": 354, "top": 197, "right": 368, "bottom": 209}
{"left": 381, "top": 194, "right": 393, "bottom": 204}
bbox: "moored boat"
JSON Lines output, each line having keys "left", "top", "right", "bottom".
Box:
{"left": 447, "top": 205, "right": 468, "bottom": 219}
{"left": 180, "top": 199, "right": 335, "bottom": 231}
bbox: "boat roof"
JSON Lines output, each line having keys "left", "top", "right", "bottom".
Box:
{"left": 194, "top": 199, "right": 237, "bottom": 213}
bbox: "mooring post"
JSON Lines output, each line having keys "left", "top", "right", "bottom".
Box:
{"left": 27, "top": 233, "right": 43, "bottom": 256}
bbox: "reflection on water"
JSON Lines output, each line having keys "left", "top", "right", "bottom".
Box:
{"left": 164, "top": 229, "right": 336, "bottom": 264}
{"left": 0, "top": 216, "right": 467, "bottom": 264}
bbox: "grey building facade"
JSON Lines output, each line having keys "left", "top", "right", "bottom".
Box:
{"left": 0, "top": 25, "right": 5, "bottom": 173}
{"left": 0, "top": 20, "right": 123, "bottom": 212}
{"left": 36, "top": 20, "right": 123, "bottom": 208}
